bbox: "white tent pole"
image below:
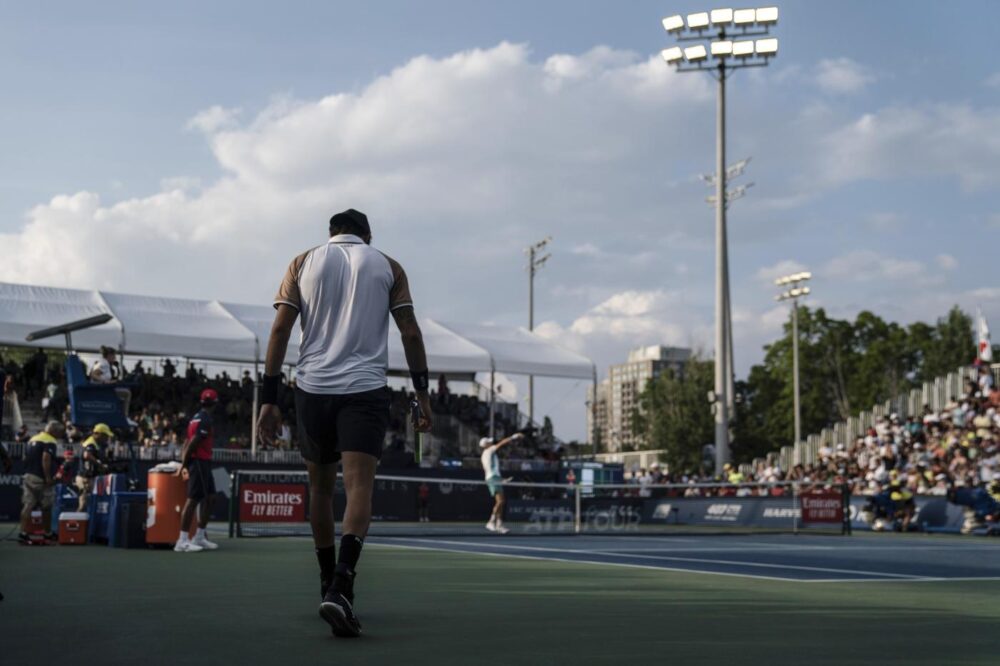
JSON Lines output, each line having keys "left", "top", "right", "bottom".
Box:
{"left": 251, "top": 341, "right": 260, "bottom": 455}
{"left": 489, "top": 365, "right": 496, "bottom": 440}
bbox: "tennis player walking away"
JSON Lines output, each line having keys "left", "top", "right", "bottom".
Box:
{"left": 479, "top": 432, "right": 524, "bottom": 534}
{"left": 257, "top": 208, "right": 433, "bottom": 638}
{"left": 174, "top": 388, "right": 220, "bottom": 553}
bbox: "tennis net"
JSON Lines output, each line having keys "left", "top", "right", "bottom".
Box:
{"left": 228, "top": 470, "right": 851, "bottom": 538}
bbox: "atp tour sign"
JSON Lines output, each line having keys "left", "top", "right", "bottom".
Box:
{"left": 239, "top": 483, "right": 307, "bottom": 521}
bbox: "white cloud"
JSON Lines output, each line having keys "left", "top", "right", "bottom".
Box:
{"left": 570, "top": 242, "right": 602, "bottom": 257}
{"left": 186, "top": 105, "right": 242, "bottom": 133}
{"left": 823, "top": 250, "right": 929, "bottom": 283}
{"left": 816, "top": 105, "right": 1000, "bottom": 190}
{"left": 159, "top": 176, "right": 201, "bottom": 192}
{"left": 2, "top": 40, "right": 998, "bottom": 441}
{"left": 936, "top": 254, "right": 958, "bottom": 271}
{"left": 0, "top": 43, "right": 715, "bottom": 305}
{"left": 536, "top": 289, "right": 697, "bottom": 358}
{"left": 815, "top": 58, "right": 875, "bottom": 95}
{"left": 866, "top": 212, "right": 903, "bottom": 232}
{"left": 755, "top": 259, "right": 808, "bottom": 284}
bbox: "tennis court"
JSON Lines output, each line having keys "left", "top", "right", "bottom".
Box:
{"left": 373, "top": 532, "right": 1000, "bottom": 582}
{"left": 4, "top": 529, "right": 1000, "bottom": 665}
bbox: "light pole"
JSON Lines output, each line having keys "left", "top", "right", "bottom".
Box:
{"left": 706, "top": 157, "right": 753, "bottom": 432}
{"left": 775, "top": 271, "right": 811, "bottom": 464}
{"left": 660, "top": 7, "right": 779, "bottom": 472}
{"left": 526, "top": 236, "right": 551, "bottom": 427}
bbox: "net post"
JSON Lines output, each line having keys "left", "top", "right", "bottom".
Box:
{"left": 574, "top": 484, "right": 581, "bottom": 534}
{"left": 792, "top": 481, "right": 799, "bottom": 535}
{"left": 228, "top": 471, "right": 237, "bottom": 539}
{"left": 841, "top": 481, "right": 851, "bottom": 536}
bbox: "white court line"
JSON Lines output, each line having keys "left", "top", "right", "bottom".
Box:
{"left": 374, "top": 538, "right": 925, "bottom": 580}
{"left": 369, "top": 541, "right": 821, "bottom": 583}
{"left": 367, "top": 541, "right": 970, "bottom": 584}
{"left": 597, "top": 544, "right": 1000, "bottom": 553}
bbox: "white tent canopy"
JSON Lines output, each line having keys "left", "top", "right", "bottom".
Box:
{"left": 437, "top": 321, "right": 595, "bottom": 380}
{"left": 0, "top": 283, "right": 121, "bottom": 352}
{"left": 102, "top": 292, "right": 258, "bottom": 363}
{"left": 0, "top": 282, "right": 592, "bottom": 380}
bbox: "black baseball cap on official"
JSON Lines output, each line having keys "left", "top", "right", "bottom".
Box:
{"left": 329, "top": 208, "right": 371, "bottom": 238}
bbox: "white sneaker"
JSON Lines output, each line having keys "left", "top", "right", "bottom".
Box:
{"left": 495, "top": 524, "right": 510, "bottom": 535}
{"left": 174, "top": 540, "right": 203, "bottom": 553}
{"left": 192, "top": 535, "right": 218, "bottom": 550}
{"left": 485, "top": 521, "right": 497, "bottom": 532}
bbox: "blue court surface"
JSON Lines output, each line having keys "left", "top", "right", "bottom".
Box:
{"left": 372, "top": 533, "right": 1000, "bottom": 583}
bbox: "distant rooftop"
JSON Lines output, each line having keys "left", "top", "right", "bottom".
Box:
{"left": 625, "top": 345, "right": 691, "bottom": 364}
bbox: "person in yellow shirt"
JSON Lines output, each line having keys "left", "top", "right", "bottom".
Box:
{"left": 76, "top": 423, "right": 113, "bottom": 512}
{"left": 20, "top": 422, "right": 64, "bottom": 543}
{"left": 889, "top": 479, "right": 916, "bottom": 532}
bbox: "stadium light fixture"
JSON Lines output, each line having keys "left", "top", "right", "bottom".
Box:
{"left": 711, "top": 40, "right": 733, "bottom": 56}
{"left": 756, "top": 6, "right": 779, "bottom": 24}
{"left": 732, "top": 40, "right": 755, "bottom": 57}
{"left": 662, "top": 14, "right": 685, "bottom": 32}
{"left": 661, "top": 46, "right": 684, "bottom": 63}
{"left": 711, "top": 8, "right": 734, "bottom": 24}
{"left": 685, "top": 44, "right": 709, "bottom": 61}
{"left": 775, "top": 269, "right": 812, "bottom": 464}
{"left": 756, "top": 38, "right": 778, "bottom": 55}
{"left": 659, "top": 5, "right": 778, "bottom": 472}
{"left": 687, "top": 11, "right": 710, "bottom": 29}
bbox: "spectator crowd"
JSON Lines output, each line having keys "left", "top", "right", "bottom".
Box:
{"left": 625, "top": 365, "right": 1000, "bottom": 501}
{"left": 2, "top": 350, "right": 565, "bottom": 468}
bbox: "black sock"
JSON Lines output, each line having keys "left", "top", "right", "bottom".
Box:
{"left": 338, "top": 534, "right": 364, "bottom": 572}
{"left": 316, "top": 545, "right": 336, "bottom": 585}
{"left": 333, "top": 534, "right": 364, "bottom": 595}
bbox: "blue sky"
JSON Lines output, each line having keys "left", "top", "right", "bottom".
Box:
{"left": 2, "top": 1, "right": 999, "bottom": 439}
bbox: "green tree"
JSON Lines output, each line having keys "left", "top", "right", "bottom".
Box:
{"left": 737, "top": 304, "right": 976, "bottom": 462}
{"left": 632, "top": 356, "right": 714, "bottom": 471}
{"left": 909, "top": 306, "right": 975, "bottom": 381}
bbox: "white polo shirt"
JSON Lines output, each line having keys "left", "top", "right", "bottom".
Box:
{"left": 481, "top": 445, "right": 501, "bottom": 480}
{"left": 274, "top": 234, "right": 413, "bottom": 394}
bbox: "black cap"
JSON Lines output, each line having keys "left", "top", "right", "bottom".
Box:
{"left": 329, "top": 208, "right": 371, "bottom": 237}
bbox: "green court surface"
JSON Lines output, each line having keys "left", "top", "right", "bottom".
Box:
{"left": 3, "top": 533, "right": 999, "bottom": 665}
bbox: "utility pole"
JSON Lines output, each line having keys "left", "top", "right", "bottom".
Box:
{"left": 526, "top": 237, "right": 551, "bottom": 427}
{"left": 776, "top": 271, "right": 812, "bottom": 464}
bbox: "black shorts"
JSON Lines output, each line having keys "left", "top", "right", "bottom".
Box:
{"left": 295, "top": 386, "right": 390, "bottom": 464}
{"left": 186, "top": 459, "right": 216, "bottom": 501}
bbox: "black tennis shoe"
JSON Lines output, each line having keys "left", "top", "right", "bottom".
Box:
{"left": 319, "top": 590, "right": 362, "bottom": 638}
{"left": 320, "top": 579, "right": 354, "bottom": 603}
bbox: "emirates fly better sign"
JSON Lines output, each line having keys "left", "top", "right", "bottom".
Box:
{"left": 239, "top": 483, "right": 307, "bottom": 521}
{"left": 800, "top": 492, "right": 844, "bottom": 523}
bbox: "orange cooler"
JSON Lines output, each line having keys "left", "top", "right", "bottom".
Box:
{"left": 59, "top": 512, "right": 89, "bottom": 544}
{"left": 146, "top": 464, "right": 195, "bottom": 544}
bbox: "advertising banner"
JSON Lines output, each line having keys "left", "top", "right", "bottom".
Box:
{"left": 238, "top": 482, "right": 307, "bottom": 521}
{"left": 801, "top": 492, "right": 844, "bottom": 523}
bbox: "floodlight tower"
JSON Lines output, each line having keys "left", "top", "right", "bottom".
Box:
{"left": 775, "top": 271, "right": 811, "bottom": 465}
{"left": 660, "top": 7, "right": 779, "bottom": 472}
{"left": 704, "top": 157, "right": 754, "bottom": 431}
{"left": 526, "top": 236, "right": 552, "bottom": 426}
